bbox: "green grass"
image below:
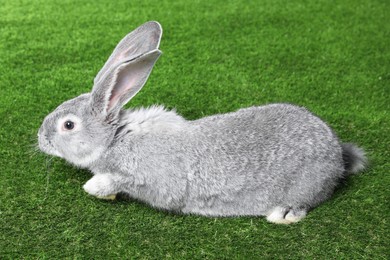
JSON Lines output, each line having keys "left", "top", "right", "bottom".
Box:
{"left": 1, "top": 0, "right": 389, "bottom": 258}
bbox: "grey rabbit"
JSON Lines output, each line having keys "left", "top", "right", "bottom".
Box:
{"left": 38, "top": 21, "right": 367, "bottom": 224}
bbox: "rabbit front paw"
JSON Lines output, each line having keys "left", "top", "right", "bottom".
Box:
{"left": 83, "top": 174, "right": 117, "bottom": 200}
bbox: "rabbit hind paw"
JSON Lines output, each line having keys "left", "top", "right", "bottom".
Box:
{"left": 266, "top": 206, "right": 307, "bottom": 224}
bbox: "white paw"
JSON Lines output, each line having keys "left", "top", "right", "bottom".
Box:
{"left": 266, "top": 207, "right": 292, "bottom": 224}
{"left": 83, "top": 174, "right": 116, "bottom": 199}
{"left": 285, "top": 210, "right": 306, "bottom": 223}
{"left": 266, "top": 206, "right": 307, "bottom": 224}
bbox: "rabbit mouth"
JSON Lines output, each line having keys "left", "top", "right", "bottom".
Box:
{"left": 38, "top": 137, "right": 62, "bottom": 158}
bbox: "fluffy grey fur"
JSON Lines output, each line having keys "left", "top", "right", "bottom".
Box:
{"left": 38, "top": 21, "right": 367, "bottom": 224}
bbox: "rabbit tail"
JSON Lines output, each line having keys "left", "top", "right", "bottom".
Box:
{"left": 341, "top": 143, "right": 367, "bottom": 175}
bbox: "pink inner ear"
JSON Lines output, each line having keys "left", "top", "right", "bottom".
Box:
{"left": 108, "top": 93, "right": 120, "bottom": 110}
{"left": 107, "top": 69, "right": 140, "bottom": 111}
{"left": 104, "top": 49, "right": 160, "bottom": 113}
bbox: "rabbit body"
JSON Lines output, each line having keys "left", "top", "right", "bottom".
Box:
{"left": 38, "top": 22, "right": 366, "bottom": 224}
{"left": 86, "top": 103, "right": 344, "bottom": 220}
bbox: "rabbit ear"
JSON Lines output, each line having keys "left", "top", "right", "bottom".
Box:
{"left": 94, "top": 21, "right": 162, "bottom": 85}
{"left": 91, "top": 49, "right": 162, "bottom": 119}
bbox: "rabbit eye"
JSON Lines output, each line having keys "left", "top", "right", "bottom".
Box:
{"left": 64, "top": 121, "right": 75, "bottom": 130}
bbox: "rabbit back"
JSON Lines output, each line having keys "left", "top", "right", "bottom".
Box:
{"left": 181, "top": 103, "right": 345, "bottom": 216}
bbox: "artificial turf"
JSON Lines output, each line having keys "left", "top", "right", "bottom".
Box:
{"left": 1, "top": 0, "right": 389, "bottom": 258}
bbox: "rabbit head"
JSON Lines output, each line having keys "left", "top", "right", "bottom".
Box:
{"left": 38, "top": 21, "right": 162, "bottom": 167}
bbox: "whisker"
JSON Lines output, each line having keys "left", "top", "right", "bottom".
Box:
{"left": 27, "top": 144, "right": 40, "bottom": 157}
{"left": 43, "top": 155, "right": 54, "bottom": 201}
{"left": 28, "top": 136, "right": 55, "bottom": 202}
{"left": 27, "top": 135, "right": 41, "bottom": 158}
